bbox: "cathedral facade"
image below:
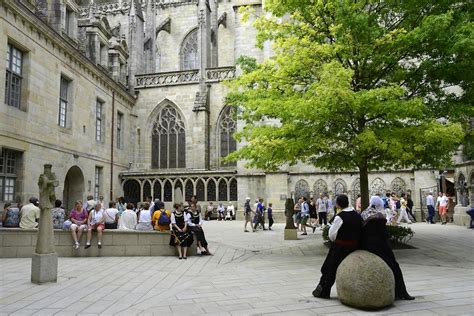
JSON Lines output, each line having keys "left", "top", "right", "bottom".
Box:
{"left": 1, "top": 0, "right": 472, "bottom": 222}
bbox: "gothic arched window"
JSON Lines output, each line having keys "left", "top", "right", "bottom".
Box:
{"left": 180, "top": 29, "right": 198, "bottom": 70}
{"left": 334, "top": 179, "right": 347, "bottom": 197}
{"left": 218, "top": 107, "right": 237, "bottom": 167}
{"left": 151, "top": 105, "right": 186, "bottom": 169}
{"left": 370, "top": 178, "right": 386, "bottom": 196}
{"left": 313, "top": 179, "right": 328, "bottom": 198}
{"left": 295, "top": 179, "right": 310, "bottom": 201}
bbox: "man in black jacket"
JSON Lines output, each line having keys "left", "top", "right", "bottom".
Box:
{"left": 312, "top": 194, "right": 363, "bottom": 298}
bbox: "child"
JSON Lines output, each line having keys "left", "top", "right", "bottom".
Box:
{"left": 170, "top": 202, "right": 193, "bottom": 259}
{"left": 267, "top": 203, "right": 274, "bottom": 230}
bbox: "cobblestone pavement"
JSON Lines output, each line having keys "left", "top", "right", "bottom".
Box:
{"left": 0, "top": 221, "right": 473, "bottom": 315}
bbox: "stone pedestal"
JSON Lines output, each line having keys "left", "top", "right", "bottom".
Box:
{"left": 453, "top": 205, "right": 470, "bottom": 227}
{"left": 31, "top": 252, "right": 58, "bottom": 284}
{"left": 284, "top": 229, "right": 297, "bottom": 240}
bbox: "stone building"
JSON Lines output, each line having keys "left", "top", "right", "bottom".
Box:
{"left": 1, "top": 0, "right": 472, "bottom": 223}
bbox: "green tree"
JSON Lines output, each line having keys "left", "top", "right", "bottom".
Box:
{"left": 226, "top": 0, "right": 471, "bottom": 209}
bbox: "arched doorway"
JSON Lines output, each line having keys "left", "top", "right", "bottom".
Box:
{"left": 63, "top": 166, "right": 85, "bottom": 212}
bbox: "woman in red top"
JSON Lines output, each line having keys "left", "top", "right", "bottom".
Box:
{"left": 69, "top": 200, "right": 88, "bottom": 249}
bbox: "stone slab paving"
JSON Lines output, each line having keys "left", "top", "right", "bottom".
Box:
{"left": 0, "top": 221, "right": 473, "bottom": 315}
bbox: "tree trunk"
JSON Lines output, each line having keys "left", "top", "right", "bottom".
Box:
{"left": 359, "top": 165, "right": 370, "bottom": 210}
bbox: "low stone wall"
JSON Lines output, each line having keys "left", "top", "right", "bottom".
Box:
{"left": 454, "top": 206, "right": 471, "bottom": 227}
{"left": 0, "top": 228, "right": 196, "bottom": 258}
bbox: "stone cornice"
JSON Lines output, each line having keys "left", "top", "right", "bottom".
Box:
{"left": 1, "top": 0, "right": 135, "bottom": 107}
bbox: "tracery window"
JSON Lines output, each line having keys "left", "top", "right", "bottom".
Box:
{"left": 313, "top": 179, "right": 328, "bottom": 198}
{"left": 151, "top": 105, "right": 186, "bottom": 169}
{"left": 391, "top": 177, "right": 406, "bottom": 197}
{"left": 334, "top": 179, "right": 347, "bottom": 197}
{"left": 196, "top": 179, "right": 205, "bottom": 202}
{"left": 219, "top": 107, "right": 237, "bottom": 167}
{"left": 352, "top": 178, "right": 361, "bottom": 206}
{"left": 218, "top": 179, "right": 228, "bottom": 201}
{"left": 370, "top": 178, "right": 386, "bottom": 196}
{"left": 295, "top": 179, "right": 310, "bottom": 200}
{"left": 207, "top": 179, "right": 216, "bottom": 201}
{"left": 180, "top": 29, "right": 198, "bottom": 70}
{"left": 229, "top": 178, "right": 237, "bottom": 201}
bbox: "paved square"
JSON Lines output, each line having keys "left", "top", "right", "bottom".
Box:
{"left": 1, "top": 222, "right": 473, "bottom": 315}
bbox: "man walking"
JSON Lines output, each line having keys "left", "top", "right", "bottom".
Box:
{"left": 244, "top": 197, "right": 255, "bottom": 232}
{"left": 312, "top": 194, "right": 362, "bottom": 298}
{"left": 426, "top": 192, "right": 435, "bottom": 224}
{"left": 254, "top": 198, "right": 267, "bottom": 231}
{"left": 300, "top": 196, "right": 310, "bottom": 235}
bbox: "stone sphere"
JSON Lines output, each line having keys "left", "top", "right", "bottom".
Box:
{"left": 336, "top": 250, "right": 395, "bottom": 310}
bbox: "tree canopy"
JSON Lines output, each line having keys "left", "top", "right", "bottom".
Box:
{"left": 226, "top": 0, "right": 472, "bottom": 208}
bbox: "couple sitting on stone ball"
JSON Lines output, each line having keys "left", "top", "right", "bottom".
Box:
{"left": 312, "top": 194, "right": 414, "bottom": 301}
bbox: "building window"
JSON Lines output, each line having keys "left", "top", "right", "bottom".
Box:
{"left": 58, "top": 76, "right": 70, "bottom": 127}
{"left": 180, "top": 29, "right": 198, "bottom": 70}
{"left": 151, "top": 105, "right": 186, "bottom": 169}
{"left": 95, "top": 100, "right": 103, "bottom": 142}
{"left": 65, "top": 8, "right": 73, "bottom": 36}
{"left": 117, "top": 112, "right": 123, "bottom": 149}
{"left": 218, "top": 107, "right": 237, "bottom": 167}
{"left": 94, "top": 166, "right": 102, "bottom": 200}
{"left": 0, "top": 149, "right": 20, "bottom": 202}
{"left": 5, "top": 44, "right": 23, "bottom": 108}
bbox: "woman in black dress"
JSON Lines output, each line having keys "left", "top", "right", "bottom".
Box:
{"left": 170, "top": 202, "right": 193, "bottom": 259}
{"left": 187, "top": 203, "right": 212, "bottom": 255}
{"left": 360, "top": 196, "right": 415, "bottom": 300}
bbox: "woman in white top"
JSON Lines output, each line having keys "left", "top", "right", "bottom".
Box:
{"left": 119, "top": 203, "right": 138, "bottom": 230}
{"left": 103, "top": 201, "right": 119, "bottom": 229}
{"left": 136, "top": 202, "right": 153, "bottom": 230}
{"left": 85, "top": 202, "right": 105, "bottom": 249}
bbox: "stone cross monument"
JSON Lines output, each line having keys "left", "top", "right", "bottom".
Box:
{"left": 31, "top": 164, "right": 59, "bottom": 284}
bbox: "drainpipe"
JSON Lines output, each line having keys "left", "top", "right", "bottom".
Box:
{"left": 110, "top": 91, "right": 115, "bottom": 202}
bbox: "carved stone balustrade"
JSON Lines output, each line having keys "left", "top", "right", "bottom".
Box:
{"left": 135, "top": 66, "right": 236, "bottom": 88}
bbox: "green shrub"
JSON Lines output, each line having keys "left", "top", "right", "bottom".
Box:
{"left": 321, "top": 224, "right": 414, "bottom": 245}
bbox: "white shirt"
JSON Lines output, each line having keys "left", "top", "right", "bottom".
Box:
{"left": 118, "top": 210, "right": 137, "bottom": 230}
{"left": 187, "top": 212, "right": 203, "bottom": 227}
{"left": 228, "top": 205, "right": 235, "bottom": 215}
{"left": 170, "top": 212, "right": 190, "bottom": 225}
{"left": 90, "top": 209, "right": 104, "bottom": 224}
{"left": 317, "top": 198, "right": 327, "bottom": 212}
{"left": 104, "top": 208, "right": 119, "bottom": 224}
{"left": 426, "top": 194, "right": 435, "bottom": 207}
{"left": 328, "top": 207, "right": 354, "bottom": 242}
{"left": 138, "top": 209, "right": 152, "bottom": 223}
{"left": 439, "top": 196, "right": 448, "bottom": 207}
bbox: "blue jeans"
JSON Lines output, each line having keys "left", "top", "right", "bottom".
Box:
{"left": 427, "top": 205, "right": 435, "bottom": 223}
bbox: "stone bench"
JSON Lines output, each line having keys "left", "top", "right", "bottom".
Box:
{"left": 0, "top": 228, "right": 196, "bottom": 258}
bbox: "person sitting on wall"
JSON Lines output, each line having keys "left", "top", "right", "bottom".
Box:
{"left": 312, "top": 194, "right": 362, "bottom": 299}
{"left": 19, "top": 197, "right": 40, "bottom": 229}
{"left": 69, "top": 200, "right": 89, "bottom": 249}
{"left": 170, "top": 202, "right": 193, "bottom": 259}
{"left": 152, "top": 201, "right": 172, "bottom": 232}
{"left": 187, "top": 203, "right": 212, "bottom": 255}
{"left": 136, "top": 202, "right": 153, "bottom": 231}
{"left": 85, "top": 202, "right": 105, "bottom": 249}
{"left": 103, "top": 201, "right": 119, "bottom": 229}
{"left": 205, "top": 202, "right": 215, "bottom": 221}
{"left": 52, "top": 199, "right": 66, "bottom": 229}
{"left": 118, "top": 203, "right": 137, "bottom": 230}
{"left": 217, "top": 203, "right": 225, "bottom": 221}
{"left": 2, "top": 202, "right": 20, "bottom": 228}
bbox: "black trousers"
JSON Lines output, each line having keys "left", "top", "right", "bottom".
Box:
{"left": 268, "top": 216, "right": 274, "bottom": 228}
{"left": 254, "top": 214, "right": 265, "bottom": 230}
{"left": 362, "top": 237, "right": 409, "bottom": 297}
{"left": 318, "top": 244, "right": 357, "bottom": 295}
{"left": 318, "top": 212, "right": 327, "bottom": 225}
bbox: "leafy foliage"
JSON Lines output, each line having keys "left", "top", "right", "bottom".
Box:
{"left": 226, "top": 0, "right": 471, "bottom": 208}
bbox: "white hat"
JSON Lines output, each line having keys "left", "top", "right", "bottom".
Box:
{"left": 246, "top": 197, "right": 251, "bottom": 200}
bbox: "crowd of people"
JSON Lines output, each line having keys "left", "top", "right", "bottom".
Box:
{"left": 1, "top": 195, "right": 212, "bottom": 258}
{"left": 243, "top": 197, "right": 274, "bottom": 232}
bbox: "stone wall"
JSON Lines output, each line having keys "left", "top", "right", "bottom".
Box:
{"left": 0, "top": 228, "right": 196, "bottom": 258}
{"left": 0, "top": 1, "right": 135, "bottom": 209}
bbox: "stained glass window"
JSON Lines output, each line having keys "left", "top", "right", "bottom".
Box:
{"left": 151, "top": 105, "right": 186, "bottom": 169}
{"left": 180, "top": 29, "right": 198, "bottom": 70}
{"left": 219, "top": 107, "right": 237, "bottom": 167}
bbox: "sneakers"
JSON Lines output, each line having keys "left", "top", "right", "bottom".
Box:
{"left": 301, "top": 232, "right": 308, "bottom": 235}
{"left": 312, "top": 226, "right": 316, "bottom": 233}
{"left": 98, "top": 243, "right": 102, "bottom": 249}
{"left": 85, "top": 243, "right": 91, "bottom": 249}
{"left": 73, "top": 242, "right": 80, "bottom": 250}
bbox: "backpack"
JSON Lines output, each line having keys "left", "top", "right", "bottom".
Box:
{"left": 395, "top": 200, "right": 401, "bottom": 210}
{"left": 157, "top": 210, "right": 171, "bottom": 226}
{"left": 382, "top": 197, "right": 389, "bottom": 209}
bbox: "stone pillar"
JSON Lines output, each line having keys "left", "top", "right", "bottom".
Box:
{"left": 31, "top": 164, "right": 59, "bottom": 285}
{"left": 128, "top": 0, "right": 145, "bottom": 92}
{"left": 209, "top": 0, "right": 218, "bottom": 67}
{"left": 145, "top": 0, "right": 156, "bottom": 73}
